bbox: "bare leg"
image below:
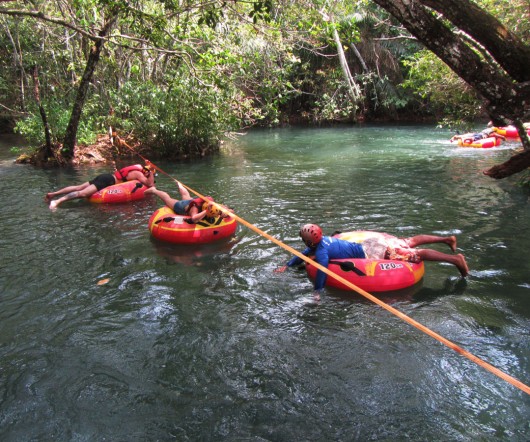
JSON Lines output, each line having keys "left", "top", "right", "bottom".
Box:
{"left": 144, "top": 187, "right": 180, "bottom": 208}
{"left": 49, "top": 184, "right": 98, "bottom": 210}
{"left": 416, "top": 249, "right": 469, "bottom": 277}
{"left": 45, "top": 182, "right": 91, "bottom": 202}
{"left": 405, "top": 235, "right": 457, "bottom": 252}
{"left": 177, "top": 182, "right": 191, "bottom": 200}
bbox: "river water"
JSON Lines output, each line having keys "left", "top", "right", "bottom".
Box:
{"left": 0, "top": 126, "right": 529, "bottom": 441}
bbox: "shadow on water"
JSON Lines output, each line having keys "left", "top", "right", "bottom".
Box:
{"left": 412, "top": 276, "right": 469, "bottom": 302}
{"left": 150, "top": 235, "right": 240, "bottom": 267}
{"left": 324, "top": 280, "right": 425, "bottom": 305}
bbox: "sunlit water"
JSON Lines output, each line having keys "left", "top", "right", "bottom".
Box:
{"left": 0, "top": 126, "right": 529, "bottom": 440}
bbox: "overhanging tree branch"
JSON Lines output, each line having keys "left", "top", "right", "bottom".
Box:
{"left": 372, "top": 0, "right": 530, "bottom": 178}
{"left": 0, "top": 7, "right": 100, "bottom": 41}
{"left": 420, "top": 0, "right": 530, "bottom": 82}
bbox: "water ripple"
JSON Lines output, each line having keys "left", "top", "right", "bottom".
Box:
{"left": 1, "top": 128, "right": 529, "bottom": 440}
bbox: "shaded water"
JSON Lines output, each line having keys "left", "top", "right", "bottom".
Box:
{"left": 0, "top": 126, "right": 529, "bottom": 441}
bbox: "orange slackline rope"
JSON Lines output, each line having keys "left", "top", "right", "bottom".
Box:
{"left": 114, "top": 133, "right": 530, "bottom": 396}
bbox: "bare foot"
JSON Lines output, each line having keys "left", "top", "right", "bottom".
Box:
{"left": 49, "top": 200, "right": 58, "bottom": 211}
{"left": 448, "top": 235, "right": 457, "bottom": 252}
{"left": 44, "top": 193, "right": 52, "bottom": 202}
{"left": 456, "top": 254, "right": 469, "bottom": 277}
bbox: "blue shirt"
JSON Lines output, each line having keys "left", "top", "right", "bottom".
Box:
{"left": 287, "top": 236, "right": 365, "bottom": 290}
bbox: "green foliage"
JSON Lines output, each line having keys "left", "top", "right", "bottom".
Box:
{"left": 249, "top": 0, "right": 273, "bottom": 24}
{"left": 478, "top": 0, "right": 530, "bottom": 38}
{"left": 313, "top": 91, "right": 356, "bottom": 121}
{"left": 3, "top": 0, "right": 528, "bottom": 153}
{"left": 14, "top": 98, "right": 100, "bottom": 147}
{"left": 109, "top": 79, "right": 238, "bottom": 156}
{"left": 14, "top": 113, "right": 48, "bottom": 147}
{"left": 402, "top": 50, "right": 482, "bottom": 125}
{"left": 198, "top": 8, "right": 224, "bottom": 28}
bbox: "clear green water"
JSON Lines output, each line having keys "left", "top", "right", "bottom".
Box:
{"left": 0, "top": 126, "right": 529, "bottom": 440}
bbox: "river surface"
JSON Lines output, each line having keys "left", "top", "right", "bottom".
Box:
{"left": 0, "top": 126, "right": 529, "bottom": 441}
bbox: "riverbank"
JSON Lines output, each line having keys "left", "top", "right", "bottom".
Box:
{"left": 14, "top": 131, "right": 151, "bottom": 167}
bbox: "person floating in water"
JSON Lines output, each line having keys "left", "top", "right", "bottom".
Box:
{"left": 450, "top": 127, "right": 505, "bottom": 143}
{"left": 145, "top": 183, "right": 229, "bottom": 224}
{"left": 275, "top": 224, "right": 469, "bottom": 299}
{"left": 45, "top": 163, "right": 155, "bottom": 210}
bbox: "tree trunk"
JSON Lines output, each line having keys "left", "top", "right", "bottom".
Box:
{"left": 3, "top": 21, "right": 26, "bottom": 112}
{"left": 349, "top": 43, "right": 369, "bottom": 73}
{"left": 420, "top": 0, "right": 530, "bottom": 83}
{"left": 332, "top": 26, "right": 361, "bottom": 104}
{"left": 31, "top": 66, "right": 53, "bottom": 157}
{"left": 483, "top": 149, "right": 530, "bottom": 179}
{"left": 62, "top": 15, "right": 117, "bottom": 159}
{"left": 319, "top": 10, "right": 362, "bottom": 115}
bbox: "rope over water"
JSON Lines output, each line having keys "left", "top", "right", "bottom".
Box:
{"left": 114, "top": 131, "right": 530, "bottom": 396}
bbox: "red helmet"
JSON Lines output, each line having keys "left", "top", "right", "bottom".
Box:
{"left": 300, "top": 224, "right": 322, "bottom": 247}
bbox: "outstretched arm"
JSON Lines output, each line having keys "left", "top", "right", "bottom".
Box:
{"left": 190, "top": 209, "right": 207, "bottom": 223}
{"left": 274, "top": 247, "right": 312, "bottom": 272}
{"left": 312, "top": 249, "right": 330, "bottom": 291}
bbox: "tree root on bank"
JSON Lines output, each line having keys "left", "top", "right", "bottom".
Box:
{"left": 15, "top": 133, "right": 127, "bottom": 167}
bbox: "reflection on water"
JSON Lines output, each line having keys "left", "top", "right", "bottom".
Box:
{"left": 0, "top": 127, "right": 529, "bottom": 441}
{"left": 152, "top": 236, "right": 240, "bottom": 267}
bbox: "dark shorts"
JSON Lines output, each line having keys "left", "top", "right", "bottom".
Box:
{"left": 173, "top": 199, "right": 191, "bottom": 215}
{"left": 89, "top": 173, "right": 116, "bottom": 191}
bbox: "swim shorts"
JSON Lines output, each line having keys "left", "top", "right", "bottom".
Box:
{"left": 384, "top": 246, "right": 421, "bottom": 263}
{"left": 362, "top": 234, "right": 421, "bottom": 263}
{"left": 89, "top": 173, "right": 116, "bottom": 191}
{"left": 173, "top": 199, "right": 191, "bottom": 215}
